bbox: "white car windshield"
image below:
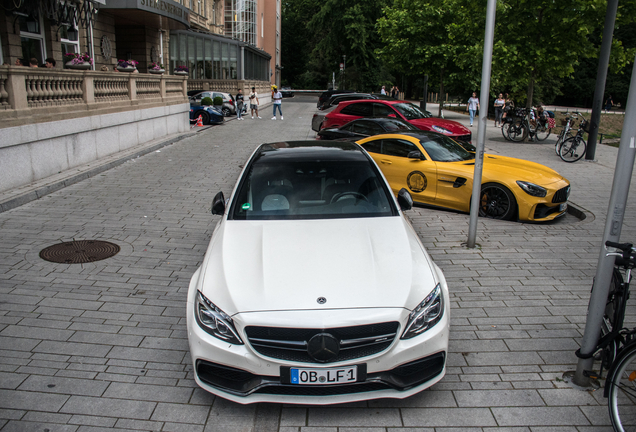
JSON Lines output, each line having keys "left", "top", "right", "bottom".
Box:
{"left": 230, "top": 142, "right": 397, "bottom": 220}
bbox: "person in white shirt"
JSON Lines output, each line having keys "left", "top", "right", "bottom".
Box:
{"left": 466, "top": 92, "right": 480, "bottom": 127}
{"left": 380, "top": 86, "right": 386, "bottom": 95}
{"left": 271, "top": 85, "right": 283, "bottom": 120}
{"left": 249, "top": 87, "right": 261, "bottom": 119}
{"left": 494, "top": 93, "right": 505, "bottom": 127}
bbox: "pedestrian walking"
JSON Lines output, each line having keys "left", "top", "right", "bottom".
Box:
{"left": 494, "top": 93, "right": 505, "bottom": 127}
{"left": 466, "top": 92, "right": 480, "bottom": 127}
{"left": 380, "top": 86, "right": 387, "bottom": 95}
{"left": 605, "top": 95, "right": 614, "bottom": 113}
{"left": 502, "top": 93, "right": 513, "bottom": 120}
{"left": 271, "top": 85, "right": 283, "bottom": 120}
{"left": 390, "top": 86, "right": 399, "bottom": 99}
{"left": 249, "top": 87, "right": 260, "bottom": 119}
{"left": 235, "top": 89, "right": 244, "bottom": 120}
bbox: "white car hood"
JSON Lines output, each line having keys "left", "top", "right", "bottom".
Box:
{"left": 197, "top": 217, "right": 438, "bottom": 315}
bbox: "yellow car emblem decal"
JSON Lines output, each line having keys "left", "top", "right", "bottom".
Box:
{"left": 407, "top": 171, "right": 427, "bottom": 193}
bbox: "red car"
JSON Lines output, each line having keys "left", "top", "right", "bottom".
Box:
{"left": 316, "top": 99, "right": 472, "bottom": 144}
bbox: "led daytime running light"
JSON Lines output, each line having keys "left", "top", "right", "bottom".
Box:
{"left": 196, "top": 291, "right": 243, "bottom": 344}
{"left": 401, "top": 284, "right": 443, "bottom": 339}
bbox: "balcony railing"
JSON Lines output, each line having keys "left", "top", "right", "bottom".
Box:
{"left": 0, "top": 66, "right": 188, "bottom": 128}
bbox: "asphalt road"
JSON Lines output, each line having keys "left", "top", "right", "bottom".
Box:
{"left": 1, "top": 95, "right": 636, "bottom": 431}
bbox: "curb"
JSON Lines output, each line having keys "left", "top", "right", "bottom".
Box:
{"left": 0, "top": 131, "right": 198, "bottom": 214}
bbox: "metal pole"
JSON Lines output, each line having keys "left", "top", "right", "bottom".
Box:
{"left": 571, "top": 52, "right": 636, "bottom": 387}
{"left": 586, "top": 0, "right": 618, "bottom": 161}
{"left": 420, "top": 74, "right": 428, "bottom": 111}
{"left": 467, "top": 0, "right": 496, "bottom": 248}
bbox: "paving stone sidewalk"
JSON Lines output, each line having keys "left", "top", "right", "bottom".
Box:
{"left": 1, "top": 96, "right": 635, "bottom": 431}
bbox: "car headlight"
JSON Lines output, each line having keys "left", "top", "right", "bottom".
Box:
{"left": 195, "top": 291, "right": 243, "bottom": 345}
{"left": 432, "top": 125, "right": 452, "bottom": 135}
{"left": 516, "top": 181, "right": 547, "bottom": 197}
{"left": 401, "top": 284, "right": 444, "bottom": 339}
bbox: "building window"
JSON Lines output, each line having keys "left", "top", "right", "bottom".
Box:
{"left": 19, "top": 13, "right": 46, "bottom": 64}
{"left": 224, "top": 0, "right": 256, "bottom": 46}
{"left": 60, "top": 24, "right": 80, "bottom": 57}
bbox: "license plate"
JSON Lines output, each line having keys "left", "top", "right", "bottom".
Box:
{"left": 560, "top": 203, "right": 567, "bottom": 211}
{"left": 290, "top": 366, "right": 357, "bottom": 385}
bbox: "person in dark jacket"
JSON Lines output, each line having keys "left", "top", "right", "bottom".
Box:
{"left": 236, "top": 89, "right": 244, "bottom": 120}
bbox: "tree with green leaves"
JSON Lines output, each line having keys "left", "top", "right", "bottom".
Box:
{"left": 377, "top": 0, "right": 485, "bottom": 116}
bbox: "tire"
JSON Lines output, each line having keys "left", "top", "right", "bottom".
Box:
{"left": 555, "top": 133, "right": 564, "bottom": 155}
{"left": 601, "top": 269, "right": 625, "bottom": 370}
{"left": 199, "top": 111, "right": 210, "bottom": 125}
{"left": 603, "top": 269, "right": 626, "bottom": 336}
{"left": 222, "top": 107, "right": 231, "bottom": 117}
{"left": 478, "top": 183, "right": 517, "bottom": 220}
{"left": 502, "top": 122, "right": 511, "bottom": 141}
{"left": 535, "top": 120, "right": 551, "bottom": 141}
{"left": 508, "top": 121, "right": 527, "bottom": 142}
{"left": 607, "top": 344, "right": 636, "bottom": 431}
{"left": 559, "top": 136, "right": 586, "bottom": 163}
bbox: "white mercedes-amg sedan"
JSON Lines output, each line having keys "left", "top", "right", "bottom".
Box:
{"left": 186, "top": 141, "right": 450, "bottom": 405}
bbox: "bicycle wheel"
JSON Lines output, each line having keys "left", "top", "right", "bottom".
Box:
{"left": 535, "top": 120, "right": 551, "bottom": 141}
{"left": 607, "top": 344, "right": 636, "bottom": 431}
{"left": 508, "top": 121, "right": 527, "bottom": 142}
{"left": 502, "top": 122, "right": 511, "bottom": 141}
{"left": 603, "top": 268, "right": 626, "bottom": 336}
{"left": 559, "top": 136, "right": 587, "bottom": 162}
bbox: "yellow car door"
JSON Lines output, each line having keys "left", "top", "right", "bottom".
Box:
{"left": 361, "top": 138, "right": 437, "bottom": 204}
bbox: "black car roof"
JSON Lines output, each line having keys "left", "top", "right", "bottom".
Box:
{"left": 256, "top": 141, "right": 368, "bottom": 162}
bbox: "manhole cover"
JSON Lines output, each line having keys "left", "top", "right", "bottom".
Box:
{"left": 39, "top": 240, "right": 120, "bottom": 264}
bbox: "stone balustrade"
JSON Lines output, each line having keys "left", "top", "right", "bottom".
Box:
{"left": 188, "top": 79, "right": 272, "bottom": 96}
{"left": 0, "top": 65, "right": 188, "bottom": 128}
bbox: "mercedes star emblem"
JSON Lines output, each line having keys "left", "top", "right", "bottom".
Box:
{"left": 307, "top": 332, "right": 340, "bottom": 362}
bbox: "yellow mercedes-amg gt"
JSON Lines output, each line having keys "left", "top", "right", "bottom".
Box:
{"left": 356, "top": 132, "right": 570, "bottom": 222}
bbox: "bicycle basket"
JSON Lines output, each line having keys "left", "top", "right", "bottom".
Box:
{"left": 560, "top": 118, "right": 568, "bottom": 126}
{"left": 581, "top": 119, "right": 590, "bottom": 133}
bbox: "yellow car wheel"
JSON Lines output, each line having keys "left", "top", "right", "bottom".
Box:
{"left": 479, "top": 183, "right": 517, "bottom": 220}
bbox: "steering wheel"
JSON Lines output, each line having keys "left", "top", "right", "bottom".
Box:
{"left": 330, "top": 192, "right": 369, "bottom": 204}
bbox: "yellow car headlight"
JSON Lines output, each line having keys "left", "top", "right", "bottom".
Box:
{"left": 517, "top": 181, "right": 547, "bottom": 198}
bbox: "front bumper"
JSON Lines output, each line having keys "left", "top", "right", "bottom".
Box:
{"left": 517, "top": 183, "right": 570, "bottom": 222}
{"left": 187, "top": 306, "right": 449, "bottom": 405}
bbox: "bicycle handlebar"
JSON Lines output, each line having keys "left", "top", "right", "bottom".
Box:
{"left": 606, "top": 241, "right": 636, "bottom": 268}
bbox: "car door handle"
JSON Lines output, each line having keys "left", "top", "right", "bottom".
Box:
{"left": 380, "top": 160, "right": 392, "bottom": 165}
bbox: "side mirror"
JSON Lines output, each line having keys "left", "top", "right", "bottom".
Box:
{"left": 211, "top": 191, "right": 226, "bottom": 215}
{"left": 407, "top": 151, "right": 425, "bottom": 160}
{"left": 397, "top": 188, "right": 413, "bottom": 211}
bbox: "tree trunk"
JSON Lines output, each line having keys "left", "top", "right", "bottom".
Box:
{"left": 526, "top": 68, "right": 535, "bottom": 109}
{"left": 438, "top": 67, "right": 445, "bottom": 117}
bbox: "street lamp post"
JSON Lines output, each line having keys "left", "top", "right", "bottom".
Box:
{"left": 343, "top": 55, "right": 346, "bottom": 89}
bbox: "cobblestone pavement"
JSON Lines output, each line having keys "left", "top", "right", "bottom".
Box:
{"left": 1, "top": 96, "right": 636, "bottom": 431}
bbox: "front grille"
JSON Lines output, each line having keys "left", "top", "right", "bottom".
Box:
{"left": 534, "top": 204, "right": 566, "bottom": 219}
{"left": 244, "top": 322, "right": 400, "bottom": 364}
{"left": 552, "top": 185, "right": 570, "bottom": 203}
{"left": 455, "top": 134, "right": 472, "bottom": 143}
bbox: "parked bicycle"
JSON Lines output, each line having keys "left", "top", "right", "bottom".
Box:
{"left": 576, "top": 241, "right": 636, "bottom": 431}
{"left": 559, "top": 112, "right": 589, "bottom": 163}
{"left": 505, "top": 107, "right": 553, "bottom": 142}
{"left": 554, "top": 113, "right": 577, "bottom": 155}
